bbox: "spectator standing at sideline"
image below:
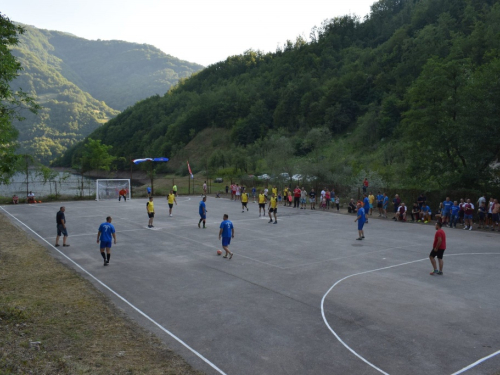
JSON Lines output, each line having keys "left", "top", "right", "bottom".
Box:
{"left": 393, "top": 194, "right": 401, "bottom": 214}
{"left": 442, "top": 197, "right": 453, "bottom": 226}
{"left": 309, "top": 188, "right": 316, "bottom": 209}
{"left": 362, "top": 178, "right": 369, "bottom": 193}
{"left": 363, "top": 194, "right": 370, "bottom": 223}
{"left": 463, "top": 199, "right": 475, "bottom": 230}
{"left": 55, "top": 206, "right": 69, "bottom": 247}
{"left": 383, "top": 193, "right": 389, "bottom": 218}
{"left": 376, "top": 192, "right": 384, "bottom": 217}
{"left": 293, "top": 186, "right": 301, "bottom": 208}
{"left": 450, "top": 201, "right": 459, "bottom": 228}
{"left": 300, "top": 187, "right": 307, "bottom": 209}
{"left": 429, "top": 222, "right": 446, "bottom": 276}
{"left": 12, "top": 195, "right": 18, "bottom": 204}
{"left": 368, "top": 191, "right": 375, "bottom": 215}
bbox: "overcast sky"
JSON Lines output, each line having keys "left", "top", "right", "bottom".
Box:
{"left": 2, "top": 0, "right": 375, "bottom": 66}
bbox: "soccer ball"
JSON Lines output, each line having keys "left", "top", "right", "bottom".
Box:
{"left": 217, "top": 250, "right": 222, "bottom": 255}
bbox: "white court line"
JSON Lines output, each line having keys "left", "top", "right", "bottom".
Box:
{"left": 321, "top": 253, "right": 500, "bottom": 375}
{"left": 0, "top": 206, "right": 227, "bottom": 375}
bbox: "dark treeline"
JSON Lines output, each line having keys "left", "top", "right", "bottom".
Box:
{"left": 57, "top": 0, "right": 500, "bottom": 190}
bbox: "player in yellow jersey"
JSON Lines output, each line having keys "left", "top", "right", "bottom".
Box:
{"left": 167, "top": 190, "right": 177, "bottom": 217}
{"left": 241, "top": 190, "right": 249, "bottom": 212}
{"left": 272, "top": 186, "right": 278, "bottom": 197}
{"left": 146, "top": 197, "right": 155, "bottom": 228}
{"left": 283, "top": 187, "right": 288, "bottom": 206}
{"left": 268, "top": 193, "right": 278, "bottom": 224}
{"left": 258, "top": 191, "right": 267, "bottom": 217}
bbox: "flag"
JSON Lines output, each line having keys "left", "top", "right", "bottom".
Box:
{"left": 187, "top": 161, "right": 193, "bottom": 179}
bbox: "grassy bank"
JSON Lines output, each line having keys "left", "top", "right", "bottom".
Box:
{"left": 0, "top": 213, "right": 201, "bottom": 375}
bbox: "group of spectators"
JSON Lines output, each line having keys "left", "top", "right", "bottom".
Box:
{"left": 347, "top": 192, "right": 497, "bottom": 231}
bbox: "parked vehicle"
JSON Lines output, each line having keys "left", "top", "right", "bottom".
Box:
{"left": 214, "top": 177, "right": 223, "bottom": 183}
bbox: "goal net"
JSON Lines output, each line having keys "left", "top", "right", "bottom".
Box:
{"left": 96, "top": 179, "right": 131, "bottom": 201}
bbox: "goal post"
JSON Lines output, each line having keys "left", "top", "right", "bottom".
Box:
{"left": 96, "top": 179, "right": 131, "bottom": 201}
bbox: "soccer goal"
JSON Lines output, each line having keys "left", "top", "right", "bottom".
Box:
{"left": 96, "top": 179, "right": 131, "bottom": 201}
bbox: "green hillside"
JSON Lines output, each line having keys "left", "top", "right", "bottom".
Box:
{"left": 58, "top": 0, "right": 500, "bottom": 190}
{"left": 10, "top": 25, "right": 204, "bottom": 163}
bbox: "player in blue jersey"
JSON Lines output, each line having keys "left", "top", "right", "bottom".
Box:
{"left": 219, "top": 214, "right": 234, "bottom": 259}
{"left": 354, "top": 202, "right": 366, "bottom": 240}
{"left": 198, "top": 196, "right": 207, "bottom": 228}
{"left": 97, "top": 216, "right": 116, "bottom": 266}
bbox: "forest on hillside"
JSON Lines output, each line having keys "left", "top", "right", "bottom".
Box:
{"left": 10, "top": 25, "right": 203, "bottom": 163}
{"left": 58, "top": 0, "right": 500, "bottom": 191}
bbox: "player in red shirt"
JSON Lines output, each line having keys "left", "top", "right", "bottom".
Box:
{"left": 293, "top": 186, "right": 301, "bottom": 208}
{"left": 429, "top": 222, "right": 446, "bottom": 275}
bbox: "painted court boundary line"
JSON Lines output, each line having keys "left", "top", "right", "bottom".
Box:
{"left": 321, "top": 253, "right": 500, "bottom": 375}
{"left": 0, "top": 206, "right": 226, "bottom": 375}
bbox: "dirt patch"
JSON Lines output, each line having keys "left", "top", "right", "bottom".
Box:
{"left": 0, "top": 213, "right": 203, "bottom": 375}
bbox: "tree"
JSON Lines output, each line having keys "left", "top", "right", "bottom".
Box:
{"left": 0, "top": 13, "right": 38, "bottom": 183}
{"left": 73, "top": 138, "right": 116, "bottom": 196}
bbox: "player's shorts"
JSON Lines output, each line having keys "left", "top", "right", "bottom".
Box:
{"left": 369, "top": 203, "right": 373, "bottom": 209}
{"left": 222, "top": 237, "right": 231, "bottom": 247}
{"left": 259, "top": 203, "right": 265, "bottom": 208}
{"left": 488, "top": 213, "right": 493, "bottom": 218}
{"left": 377, "top": 202, "right": 383, "bottom": 208}
{"left": 269, "top": 208, "right": 277, "bottom": 213}
{"left": 168, "top": 204, "right": 173, "bottom": 208}
{"left": 358, "top": 221, "right": 365, "bottom": 231}
{"left": 479, "top": 213, "right": 485, "bottom": 220}
{"left": 309, "top": 198, "right": 315, "bottom": 203}
{"left": 444, "top": 211, "right": 451, "bottom": 218}
{"left": 199, "top": 214, "right": 206, "bottom": 220}
{"left": 57, "top": 224, "right": 68, "bottom": 237}
{"left": 100, "top": 241, "right": 112, "bottom": 249}
{"left": 148, "top": 212, "right": 155, "bottom": 218}
{"left": 300, "top": 198, "right": 306, "bottom": 204}
{"left": 429, "top": 249, "right": 445, "bottom": 259}
{"left": 459, "top": 211, "right": 464, "bottom": 218}
{"left": 236, "top": 192, "right": 241, "bottom": 196}
{"left": 173, "top": 191, "right": 177, "bottom": 196}
{"left": 493, "top": 213, "right": 499, "bottom": 222}
{"left": 383, "top": 204, "right": 388, "bottom": 210}
{"left": 242, "top": 202, "right": 247, "bottom": 207}
{"left": 464, "top": 214, "right": 473, "bottom": 219}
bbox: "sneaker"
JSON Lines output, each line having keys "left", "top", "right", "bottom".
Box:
{"left": 229, "top": 253, "right": 233, "bottom": 260}
{"left": 169, "top": 214, "right": 172, "bottom": 217}
{"left": 437, "top": 271, "right": 443, "bottom": 275}
{"left": 469, "top": 226, "right": 472, "bottom": 231}
{"left": 247, "top": 208, "right": 249, "bottom": 211}
{"left": 268, "top": 220, "right": 273, "bottom": 223}
{"left": 356, "top": 237, "right": 362, "bottom": 240}
{"left": 464, "top": 226, "right": 468, "bottom": 230}
{"left": 63, "top": 244, "right": 70, "bottom": 247}
{"left": 222, "top": 255, "right": 228, "bottom": 259}
{"left": 104, "top": 261, "right": 108, "bottom": 266}
{"left": 150, "top": 225, "right": 154, "bottom": 228}
{"left": 273, "top": 221, "right": 277, "bottom": 224}
{"left": 430, "top": 270, "right": 439, "bottom": 275}
{"left": 424, "top": 221, "right": 428, "bottom": 223}
{"left": 198, "top": 222, "right": 200, "bottom": 228}
{"left": 242, "top": 210, "right": 244, "bottom": 213}
{"left": 362, "top": 236, "right": 365, "bottom": 238}
{"left": 55, "top": 244, "right": 60, "bottom": 247}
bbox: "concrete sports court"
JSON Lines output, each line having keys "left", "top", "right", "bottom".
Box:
{"left": 2, "top": 196, "right": 500, "bottom": 375}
